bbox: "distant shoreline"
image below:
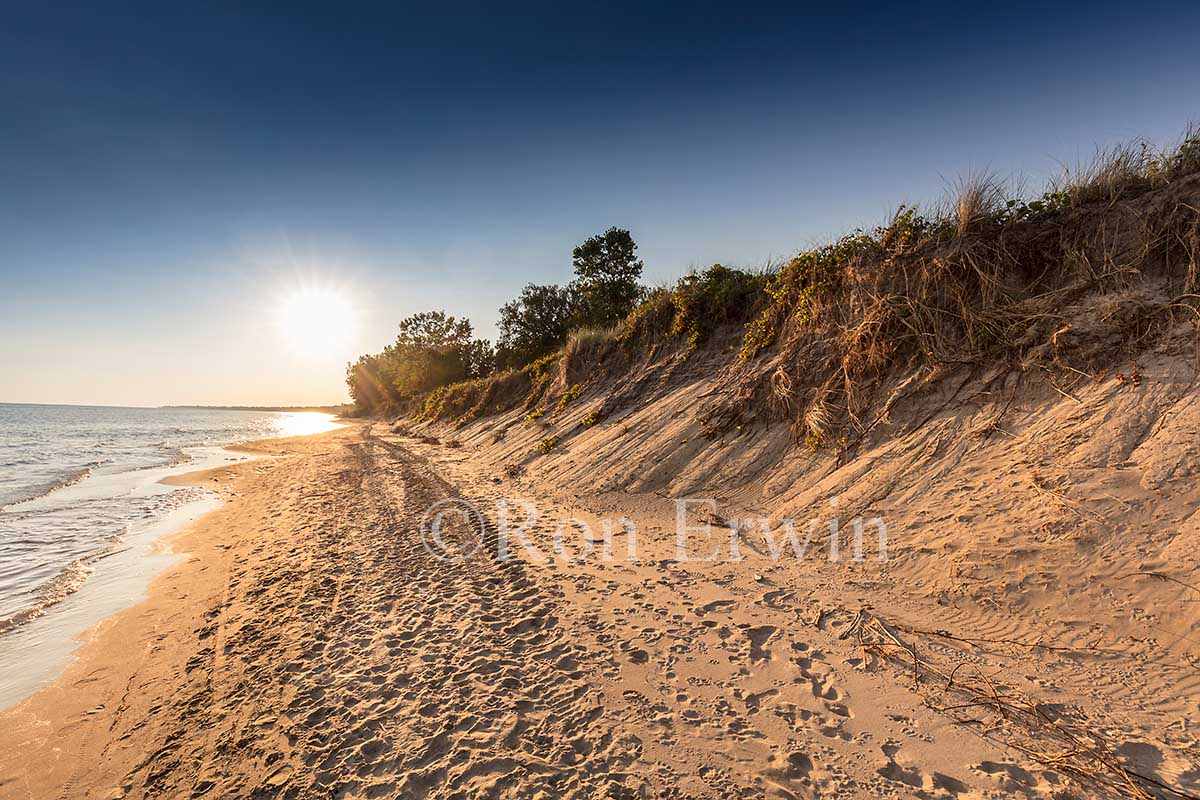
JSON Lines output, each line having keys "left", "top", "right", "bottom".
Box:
{"left": 161, "top": 404, "right": 351, "bottom": 414}
{"left": 0, "top": 401, "right": 349, "bottom": 413}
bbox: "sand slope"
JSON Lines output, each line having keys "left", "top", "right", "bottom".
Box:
{"left": 404, "top": 334, "right": 1200, "bottom": 798}
{"left": 1, "top": 402, "right": 1198, "bottom": 798}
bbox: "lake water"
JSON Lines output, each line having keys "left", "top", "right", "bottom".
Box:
{"left": 0, "top": 403, "right": 341, "bottom": 707}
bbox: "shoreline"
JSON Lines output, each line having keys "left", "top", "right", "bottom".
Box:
{"left": 0, "top": 424, "right": 356, "bottom": 797}
{"left": 0, "top": 424, "right": 335, "bottom": 713}
{"left": 0, "top": 492, "right": 221, "bottom": 710}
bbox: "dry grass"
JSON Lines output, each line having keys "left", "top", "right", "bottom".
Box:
{"left": 1055, "top": 140, "right": 1160, "bottom": 206}
{"left": 800, "top": 392, "right": 833, "bottom": 448}
{"left": 948, "top": 171, "right": 1009, "bottom": 236}
{"left": 561, "top": 327, "right": 617, "bottom": 385}
{"left": 1053, "top": 125, "right": 1200, "bottom": 207}
{"left": 407, "top": 125, "right": 1200, "bottom": 442}
{"left": 700, "top": 146, "right": 1200, "bottom": 444}
{"left": 840, "top": 609, "right": 1200, "bottom": 800}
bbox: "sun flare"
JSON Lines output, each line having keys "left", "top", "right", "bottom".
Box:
{"left": 275, "top": 284, "right": 355, "bottom": 357}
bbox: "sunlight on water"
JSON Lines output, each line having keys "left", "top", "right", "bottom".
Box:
{"left": 0, "top": 404, "right": 347, "bottom": 707}
{"left": 271, "top": 412, "right": 343, "bottom": 438}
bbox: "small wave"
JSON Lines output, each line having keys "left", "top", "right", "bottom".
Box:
{"left": 0, "top": 466, "right": 94, "bottom": 511}
{"left": 124, "top": 445, "right": 190, "bottom": 472}
{"left": 161, "top": 447, "right": 191, "bottom": 467}
{"left": 0, "top": 554, "right": 103, "bottom": 635}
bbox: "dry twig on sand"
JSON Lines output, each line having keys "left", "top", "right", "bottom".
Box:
{"left": 1029, "top": 471, "right": 1106, "bottom": 521}
{"left": 840, "top": 608, "right": 1200, "bottom": 800}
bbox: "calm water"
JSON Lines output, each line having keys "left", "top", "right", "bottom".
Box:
{"left": 0, "top": 403, "right": 340, "bottom": 706}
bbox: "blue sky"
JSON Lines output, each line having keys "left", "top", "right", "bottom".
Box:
{"left": 2, "top": 1, "right": 1199, "bottom": 405}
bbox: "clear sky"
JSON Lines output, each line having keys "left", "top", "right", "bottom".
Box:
{"left": 2, "top": 1, "right": 1199, "bottom": 406}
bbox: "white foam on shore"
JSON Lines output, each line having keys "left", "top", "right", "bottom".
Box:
{"left": 0, "top": 446, "right": 259, "bottom": 710}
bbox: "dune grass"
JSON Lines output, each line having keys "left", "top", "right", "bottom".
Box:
{"left": 408, "top": 125, "right": 1200, "bottom": 441}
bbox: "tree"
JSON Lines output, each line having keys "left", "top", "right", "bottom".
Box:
{"left": 346, "top": 311, "right": 493, "bottom": 412}
{"left": 495, "top": 283, "right": 578, "bottom": 369}
{"left": 571, "top": 227, "right": 645, "bottom": 326}
{"left": 345, "top": 353, "right": 394, "bottom": 412}
{"left": 390, "top": 310, "right": 495, "bottom": 395}
{"left": 463, "top": 337, "right": 496, "bottom": 379}
{"left": 393, "top": 310, "right": 473, "bottom": 352}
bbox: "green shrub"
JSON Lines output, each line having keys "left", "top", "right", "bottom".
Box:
{"left": 522, "top": 352, "right": 561, "bottom": 411}
{"left": 536, "top": 435, "right": 559, "bottom": 454}
{"left": 739, "top": 233, "right": 876, "bottom": 362}
{"left": 554, "top": 383, "right": 582, "bottom": 413}
{"left": 618, "top": 265, "right": 765, "bottom": 351}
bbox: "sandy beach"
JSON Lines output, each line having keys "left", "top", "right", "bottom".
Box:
{"left": 1, "top": 408, "right": 1196, "bottom": 800}
{"left": 8, "top": 6, "right": 1200, "bottom": 799}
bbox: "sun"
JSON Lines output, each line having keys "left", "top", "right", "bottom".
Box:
{"left": 275, "top": 284, "right": 355, "bottom": 357}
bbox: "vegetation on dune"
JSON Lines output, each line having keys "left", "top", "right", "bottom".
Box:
{"left": 569, "top": 227, "right": 646, "bottom": 328}
{"left": 348, "top": 228, "right": 643, "bottom": 416}
{"left": 346, "top": 311, "right": 491, "bottom": 413}
{"left": 703, "top": 127, "right": 1200, "bottom": 445}
{"left": 553, "top": 383, "right": 582, "bottom": 414}
{"left": 618, "top": 264, "right": 766, "bottom": 353}
{"left": 495, "top": 228, "right": 645, "bottom": 369}
{"left": 495, "top": 284, "right": 578, "bottom": 369}
{"left": 349, "top": 125, "right": 1200, "bottom": 449}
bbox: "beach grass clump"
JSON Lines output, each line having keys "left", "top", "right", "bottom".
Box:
{"left": 948, "top": 171, "right": 1010, "bottom": 237}
{"left": 801, "top": 394, "right": 832, "bottom": 451}
{"left": 536, "top": 435, "right": 559, "bottom": 455}
{"left": 615, "top": 287, "right": 673, "bottom": 349}
{"left": 455, "top": 368, "right": 530, "bottom": 426}
{"left": 561, "top": 327, "right": 617, "bottom": 385}
{"left": 1045, "top": 127, "right": 1200, "bottom": 209}
{"left": 580, "top": 409, "right": 602, "bottom": 427}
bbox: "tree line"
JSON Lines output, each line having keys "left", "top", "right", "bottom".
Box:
{"left": 346, "top": 227, "right": 644, "bottom": 413}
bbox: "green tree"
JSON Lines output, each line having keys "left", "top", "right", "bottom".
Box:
{"left": 346, "top": 310, "right": 493, "bottom": 412}
{"left": 387, "top": 311, "right": 486, "bottom": 396}
{"left": 463, "top": 337, "right": 496, "bottom": 379}
{"left": 345, "top": 353, "right": 395, "bottom": 412}
{"left": 495, "top": 283, "right": 578, "bottom": 368}
{"left": 571, "top": 227, "right": 645, "bottom": 326}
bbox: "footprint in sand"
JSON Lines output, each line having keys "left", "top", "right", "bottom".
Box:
{"left": 744, "top": 625, "right": 778, "bottom": 663}
{"left": 694, "top": 599, "right": 737, "bottom": 617}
